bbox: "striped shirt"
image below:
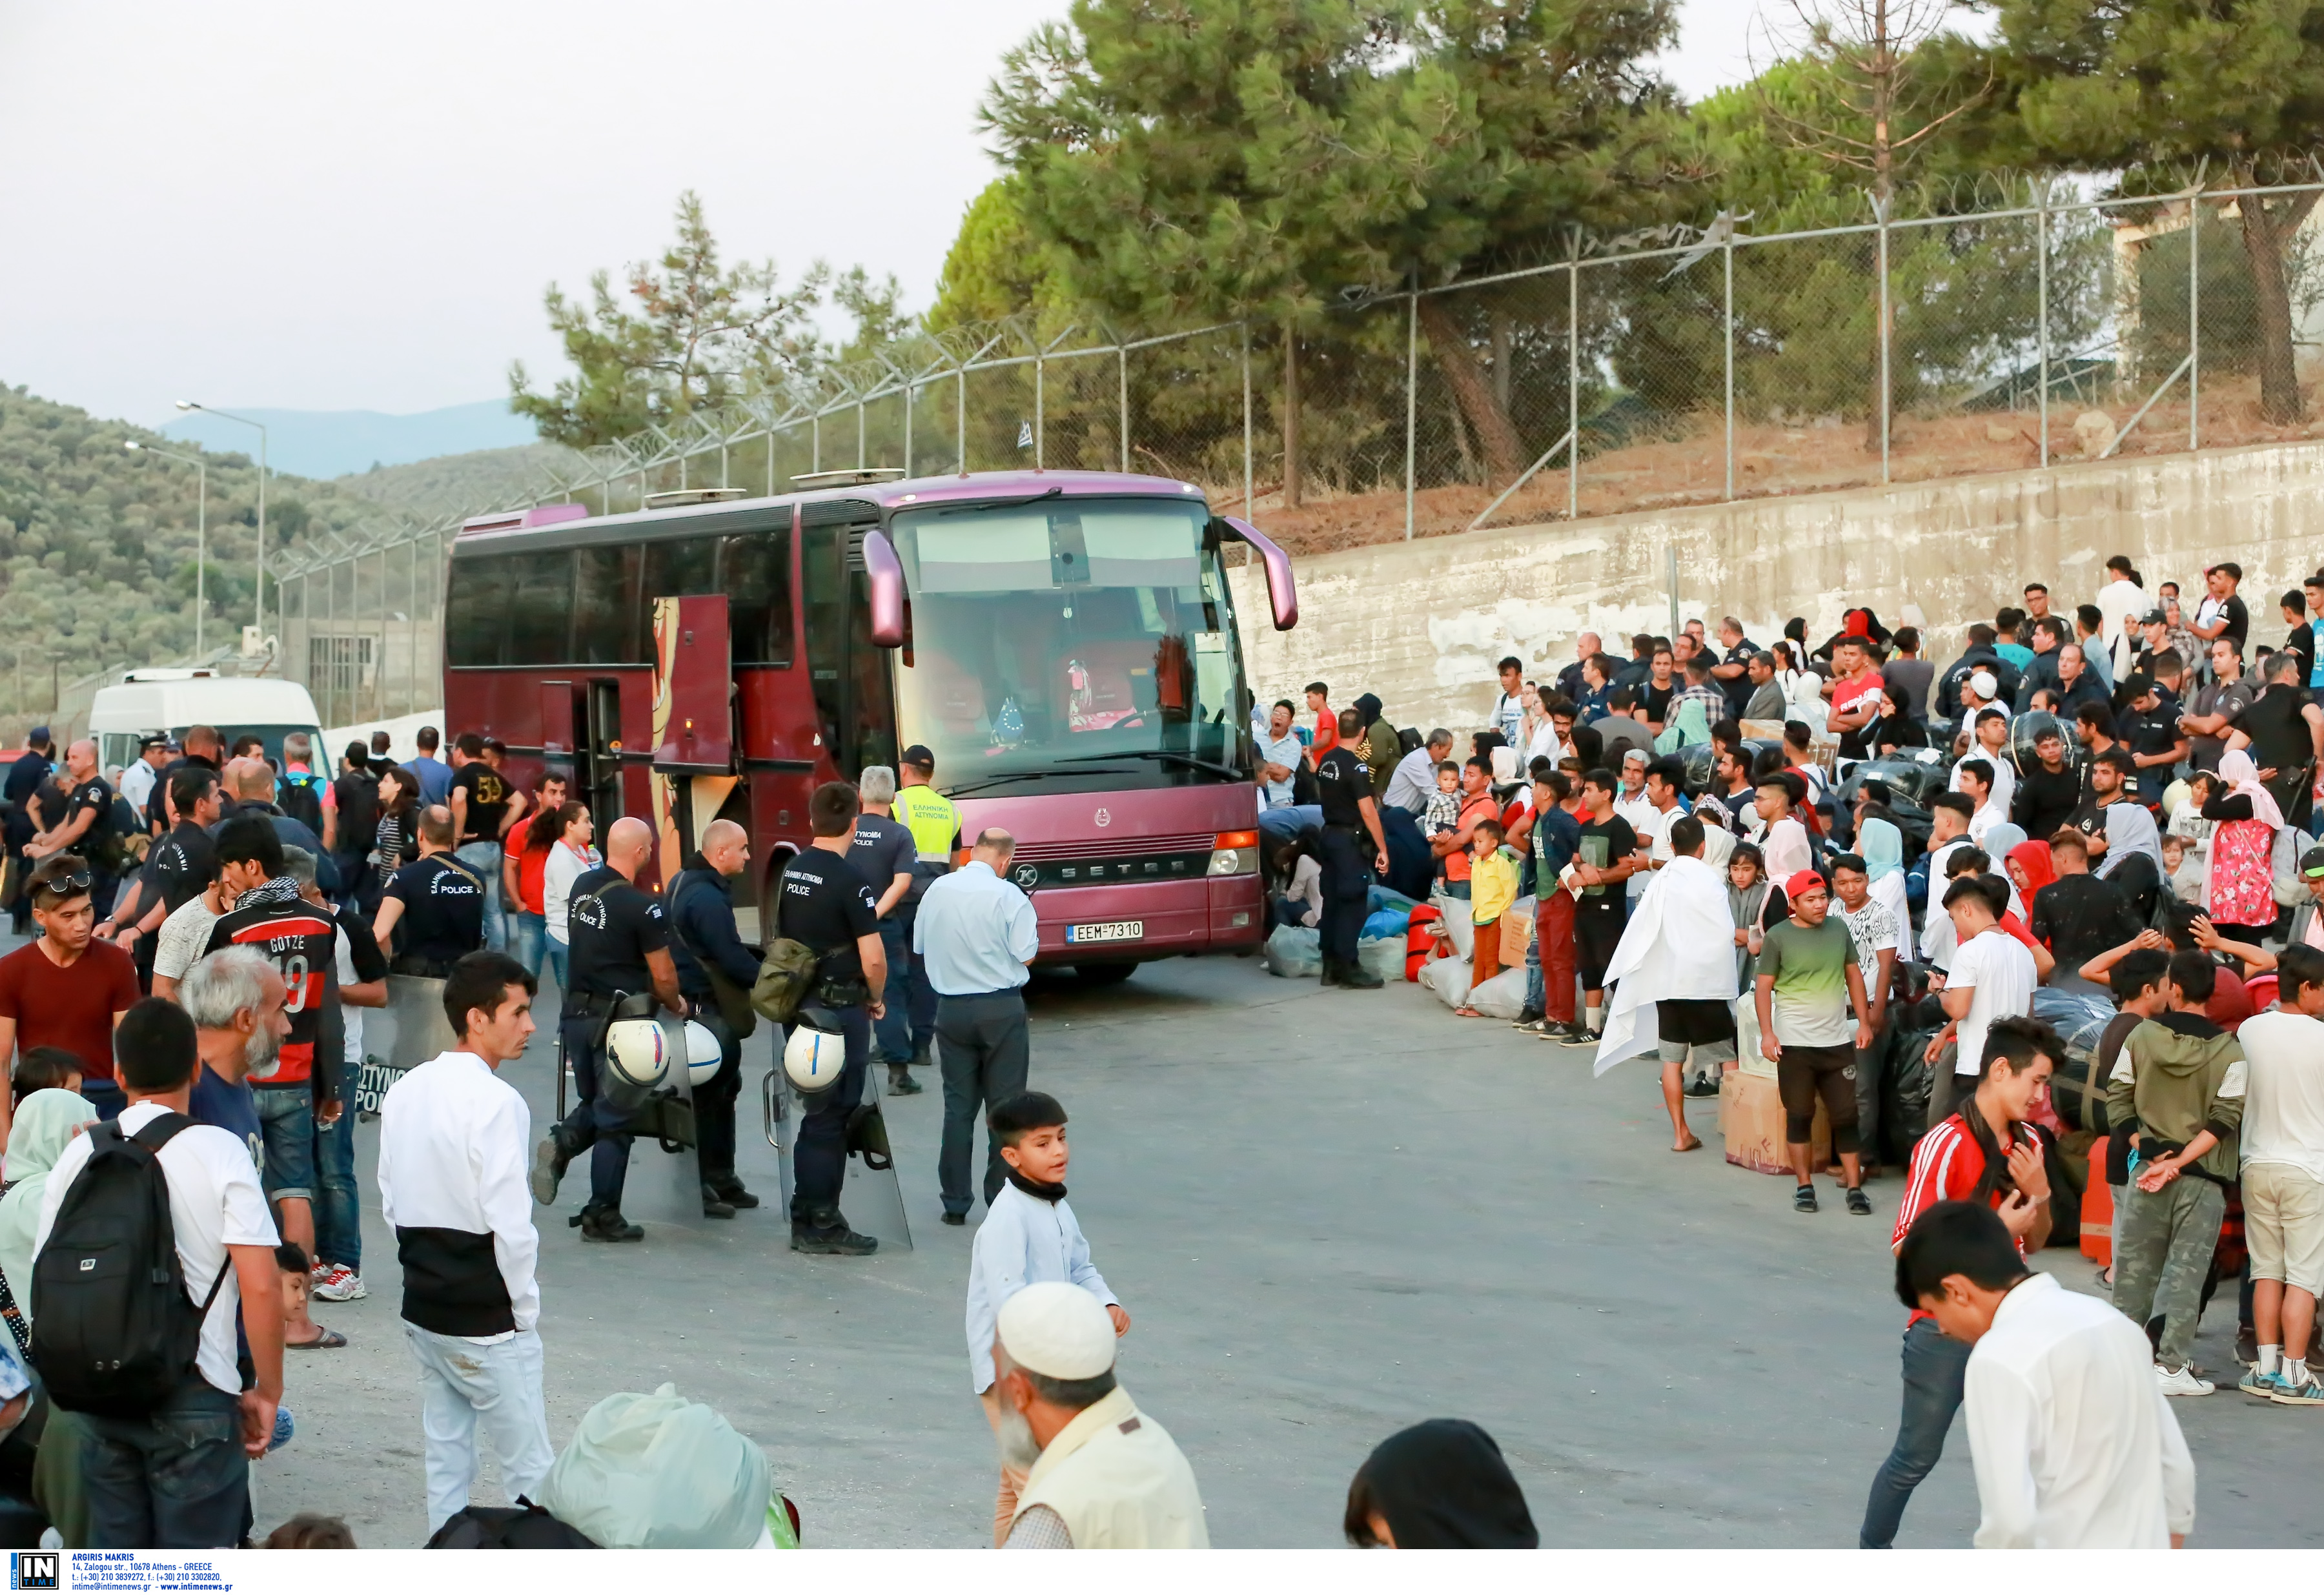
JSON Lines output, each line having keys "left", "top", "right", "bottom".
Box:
{"left": 1893, "top": 1112, "right": 2029, "bottom": 1325}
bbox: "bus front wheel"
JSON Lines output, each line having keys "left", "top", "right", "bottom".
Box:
{"left": 1075, "top": 963, "right": 1138, "bottom": 986}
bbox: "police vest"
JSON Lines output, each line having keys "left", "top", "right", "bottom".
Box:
{"left": 893, "top": 784, "right": 958, "bottom": 865}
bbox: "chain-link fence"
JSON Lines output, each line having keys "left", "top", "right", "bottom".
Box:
{"left": 268, "top": 175, "right": 2324, "bottom": 720}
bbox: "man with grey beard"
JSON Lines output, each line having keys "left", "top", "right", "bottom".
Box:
{"left": 181, "top": 948, "right": 336, "bottom": 1348}
{"left": 990, "top": 1282, "right": 1206, "bottom": 1549}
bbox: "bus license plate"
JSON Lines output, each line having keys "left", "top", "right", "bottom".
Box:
{"left": 1067, "top": 920, "right": 1143, "bottom": 944}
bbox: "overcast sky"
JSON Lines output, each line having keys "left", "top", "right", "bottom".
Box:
{"left": 0, "top": 1, "right": 1769, "bottom": 428}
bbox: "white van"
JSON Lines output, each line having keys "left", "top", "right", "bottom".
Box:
{"left": 88, "top": 672, "right": 325, "bottom": 777}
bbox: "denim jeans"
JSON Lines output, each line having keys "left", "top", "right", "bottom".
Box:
{"left": 313, "top": 1090, "right": 361, "bottom": 1271}
{"left": 82, "top": 1374, "right": 249, "bottom": 1549}
{"left": 1859, "top": 1316, "right": 1971, "bottom": 1547}
{"left": 506, "top": 909, "right": 547, "bottom": 990}
{"left": 405, "top": 1325, "right": 554, "bottom": 1534}
{"left": 873, "top": 916, "right": 913, "bottom": 1064}
{"left": 454, "top": 840, "right": 505, "bottom": 951}
{"left": 544, "top": 938, "right": 569, "bottom": 1001}
{"left": 251, "top": 1084, "right": 315, "bottom": 1204}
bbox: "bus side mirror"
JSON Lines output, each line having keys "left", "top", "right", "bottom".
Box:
{"left": 864, "top": 529, "right": 906, "bottom": 648}
{"left": 1220, "top": 517, "right": 1298, "bottom": 632}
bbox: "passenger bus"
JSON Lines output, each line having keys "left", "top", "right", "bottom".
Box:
{"left": 442, "top": 469, "right": 1300, "bottom": 974}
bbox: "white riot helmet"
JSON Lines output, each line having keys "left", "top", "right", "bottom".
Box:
{"left": 606, "top": 1018, "right": 669, "bottom": 1090}
{"left": 782, "top": 1013, "right": 848, "bottom": 1097}
{"left": 681, "top": 1019, "right": 724, "bottom": 1088}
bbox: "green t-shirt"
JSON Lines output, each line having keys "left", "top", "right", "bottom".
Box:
{"left": 1755, "top": 915, "right": 1860, "bottom": 1048}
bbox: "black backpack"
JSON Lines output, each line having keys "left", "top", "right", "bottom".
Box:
{"left": 334, "top": 770, "right": 380, "bottom": 856}
{"left": 277, "top": 769, "right": 327, "bottom": 837}
{"left": 30, "top": 1115, "right": 230, "bottom": 1418}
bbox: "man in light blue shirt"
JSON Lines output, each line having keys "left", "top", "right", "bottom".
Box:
{"left": 1254, "top": 700, "right": 1304, "bottom": 810}
{"left": 914, "top": 829, "right": 1040, "bottom": 1224}
{"left": 400, "top": 725, "right": 454, "bottom": 808}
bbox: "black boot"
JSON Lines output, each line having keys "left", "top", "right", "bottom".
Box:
{"left": 700, "top": 1183, "right": 737, "bottom": 1219}
{"left": 910, "top": 1043, "right": 934, "bottom": 1072}
{"left": 790, "top": 1206, "right": 877, "bottom": 1256}
{"left": 1338, "top": 960, "right": 1383, "bottom": 989}
{"left": 529, "top": 1130, "right": 572, "bottom": 1205}
{"left": 886, "top": 1062, "right": 923, "bottom": 1096}
{"left": 1318, "top": 959, "right": 1342, "bottom": 988}
{"left": 579, "top": 1204, "right": 644, "bottom": 1243}
{"left": 706, "top": 1172, "right": 760, "bottom": 1210}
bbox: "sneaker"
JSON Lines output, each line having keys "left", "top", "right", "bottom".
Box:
{"left": 1793, "top": 1184, "right": 1819, "bottom": 1213}
{"left": 1559, "top": 1026, "right": 1604, "bottom": 1048}
{"left": 1514, "top": 1019, "right": 1551, "bottom": 1036}
{"left": 2272, "top": 1370, "right": 2324, "bottom": 1406}
{"left": 1511, "top": 1008, "right": 1544, "bottom": 1027}
{"left": 2155, "top": 1363, "right": 2214, "bottom": 1397}
{"left": 311, "top": 1265, "right": 367, "bottom": 1302}
{"left": 2237, "top": 1366, "right": 2285, "bottom": 1400}
{"left": 1846, "top": 1188, "right": 1872, "bottom": 1216}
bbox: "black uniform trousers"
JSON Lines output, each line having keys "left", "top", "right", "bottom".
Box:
{"left": 1315, "top": 823, "right": 1371, "bottom": 968}
{"left": 687, "top": 1003, "right": 744, "bottom": 1184}
{"left": 936, "top": 990, "right": 1029, "bottom": 1217}
{"left": 791, "top": 1002, "right": 872, "bottom": 1224}
{"left": 558, "top": 1011, "right": 633, "bottom": 1212}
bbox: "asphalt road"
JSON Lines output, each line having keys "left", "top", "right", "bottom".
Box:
{"left": 184, "top": 951, "right": 2315, "bottom": 1548}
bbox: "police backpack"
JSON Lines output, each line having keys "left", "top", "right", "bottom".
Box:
{"left": 30, "top": 1115, "right": 230, "bottom": 1418}
{"left": 277, "top": 769, "right": 327, "bottom": 837}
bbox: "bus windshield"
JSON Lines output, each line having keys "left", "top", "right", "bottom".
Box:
{"left": 888, "top": 497, "right": 1249, "bottom": 789}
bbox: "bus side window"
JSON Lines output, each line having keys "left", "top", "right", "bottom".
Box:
{"left": 446, "top": 555, "right": 514, "bottom": 667}
{"left": 575, "top": 544, "right": 646, "bottom": 665}
{"left": 507, "top": 551, "right": 575, "bottom": 665}
{"left": 643, "top": 536, "right": 720, "bottom": 605}
{"left": 723, "top": 529, "right": 793, "bottom": 665}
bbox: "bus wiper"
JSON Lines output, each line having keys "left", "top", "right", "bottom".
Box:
{"left": 944, "top": 764, "right": 1136, "bottom": 798}
{"left": 935, "top": 485, "right": 1063, "bottom": 514}
{"left": 1051, "top": 750, "right": 1245, "bottom": 781}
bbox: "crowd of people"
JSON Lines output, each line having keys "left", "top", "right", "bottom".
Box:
{"left": 1256, "top": 556, "right": 2324, "bottom": 1547}
{"left": 0, "top": 717, "right": 1547, "bottom": 1552}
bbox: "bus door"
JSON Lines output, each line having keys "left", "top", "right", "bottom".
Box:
{"left": 650, "top": 593, "right": 739, "bottom": 886}
{"left": 802, "top": 512, "right": 897, "bottom": 778}
{"left": 578, "top": 678, "right": 626, "bottom": 833}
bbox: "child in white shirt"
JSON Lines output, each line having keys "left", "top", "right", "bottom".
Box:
{"left": 964, "top": 1092, "right": 1127, "bottom": 1547}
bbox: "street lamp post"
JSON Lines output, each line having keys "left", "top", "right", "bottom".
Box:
{"left": 174, "top": 401, "right": 265, "bottom": 651}
{"left": 124, "top": 440, "right": 209, "bottom": 657}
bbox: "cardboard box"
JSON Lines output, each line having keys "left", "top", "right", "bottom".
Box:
{"left": 1718, "top": 1071, "right": 1831, "bottom": 1175}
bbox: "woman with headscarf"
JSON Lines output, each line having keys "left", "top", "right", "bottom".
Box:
{"left": 1866, "top": 682, "right": 1928, "bottom": 757}
{"left": 1350, "top": 694, "right": 1400, "bottom": 801}
{"left": 1654, "top": 696, "right": 1713, "bottom": 756}
{"left": 2203, "top": 749, "right": 2283, "bottom": 939}
{"left": 0, "top": 1086, "right": 97, "bottom": 1354}
{"left": 1344, "top": 1419, "right": 1538, "bottom": 1549}
{"left": 1858, "top": 815, "right": 1911, "bottom": 931}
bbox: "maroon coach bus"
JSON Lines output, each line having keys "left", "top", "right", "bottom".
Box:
{"left": 442, "top": 469, "right": 1299, "bottom": 973}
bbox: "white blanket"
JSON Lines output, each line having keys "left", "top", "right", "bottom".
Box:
{"left": 1593, "top": 853, "right": 1740, "bottom": 1076}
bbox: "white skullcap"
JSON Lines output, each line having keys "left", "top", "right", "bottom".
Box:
{"left": 1968, "top": 670, "right": 1998, "bottom": 700}
{"left": 997, "top": 1282, "right": 1116, "bottom": 1380}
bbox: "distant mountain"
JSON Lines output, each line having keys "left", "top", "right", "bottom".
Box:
{"left": 160, "top": 399, "right": 539, "bottom": 479}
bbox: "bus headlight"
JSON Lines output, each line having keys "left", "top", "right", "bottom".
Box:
{"left": 1208, "top": 830, "right": 1259, "bottom": 876}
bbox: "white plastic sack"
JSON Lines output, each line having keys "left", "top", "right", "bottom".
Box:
{"left": 1466, "top": 968, "right": 1531, "bottom": 1019}
{"left": 1420, "top": 955, "right": 1473, "bottom": 1008}
{"left": 1356, "top": 935, "right": 1404, "bottom": 984}
{"left": 1427, "top": 894, "right": 1474, "bottom": 959}
{"left": 539, "top": 1383, "right": 773, "bottom": 1549}
{"left": 1264, "top": 924, "right": 1323, "bottom": 977}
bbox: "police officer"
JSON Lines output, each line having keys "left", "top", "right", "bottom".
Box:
{"left": 531, "top": 815, "right": 682, "bottom": 1243}
{"left": 666, "top": 817, "right": 762, "bottom": 1219}
{"left": 777, "top": 781, "right": 888, "bottom": 1257}
{"left": 4, "top": 727, "right": 53, "bottom": 933}
{"left": 1314, "top": 707, "right": 1389, "bottom": 990}
{"left": 890, "top": 745, "right": 958, "bottom": 1072}
{"left": 370, "top": 806, "right": 485, "bottom": 977}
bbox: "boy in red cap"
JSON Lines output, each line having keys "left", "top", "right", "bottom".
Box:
{"left": 1753, "top": 869, "right": 1875, "bottom": 1214}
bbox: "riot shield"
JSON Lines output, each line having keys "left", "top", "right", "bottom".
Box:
{"left": 769, "top": 1051, "right": 911, "bottom": 1253}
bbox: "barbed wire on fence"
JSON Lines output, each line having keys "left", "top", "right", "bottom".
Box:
{"left": 264, "top": 173, "right": 2324, "bottom": 723}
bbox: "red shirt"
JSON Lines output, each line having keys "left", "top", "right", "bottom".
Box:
{"left": 518, "top": 842, "right": 552, "bottom": 917}
{"left": 1831, "top": 667, "right": 1886, "bottom": 723}
{"left": 1311, "top": 707, "right": 1340, "bottom": 759}
{"left": 1892, "top": 1112, "right": 2030, "bottom": 1324}
{"left": 0, "top": 938, "right": 139, "bottom": 1082}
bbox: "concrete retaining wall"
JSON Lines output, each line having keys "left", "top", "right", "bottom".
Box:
{"left": 1228, "top": 438, "right": 2324, "bottom": 737}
